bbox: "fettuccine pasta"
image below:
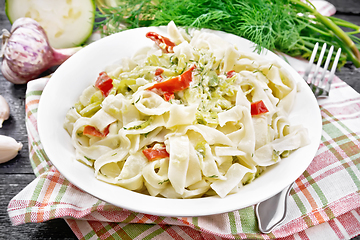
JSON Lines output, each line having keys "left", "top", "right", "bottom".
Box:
{"left": 64, "top": 22, "right": 309, "bottom": 199}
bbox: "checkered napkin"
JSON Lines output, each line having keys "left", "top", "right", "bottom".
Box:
{"left": 7, "top": 58, "right": 360, "bottom": 240}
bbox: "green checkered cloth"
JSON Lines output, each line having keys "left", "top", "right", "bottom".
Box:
{"left": 7, "top": 53, "right": 360, "bottom": 239}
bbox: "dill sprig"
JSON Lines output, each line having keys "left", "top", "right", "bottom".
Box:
{"left": 95, "top": 0, "right": 360, "bottom": 68}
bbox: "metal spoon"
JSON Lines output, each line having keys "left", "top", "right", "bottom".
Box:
{"left": 255, "top": 182, "right": 294, "bottom": 234}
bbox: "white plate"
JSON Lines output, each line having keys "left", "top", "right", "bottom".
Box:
{"left": 38, "top": 27, "right": 322, "bottom": 217}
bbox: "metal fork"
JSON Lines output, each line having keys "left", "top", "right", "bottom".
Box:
{"left": 303, "top": 42, "right": 342, "bottom": 98}
{"left": 255, "top": 43, "right": 342, "bottom": 234}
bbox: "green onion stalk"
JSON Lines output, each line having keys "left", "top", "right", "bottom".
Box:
{"left": 291, "top": 0, "right": 360, "bottom": 67}
{"left": 95, "top": 0, "right": 360, "bottom": 68}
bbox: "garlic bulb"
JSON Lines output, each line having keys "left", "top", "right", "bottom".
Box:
{"left": 0, "top": 135, "right": 22, "bottom": 163}
{"left": 1, "top": 18, "right": 81, "bottom": 84}
{"left": 0, "top": 95, "right": 10, "bottom": 128}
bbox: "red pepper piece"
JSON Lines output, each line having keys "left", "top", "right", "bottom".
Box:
{"left": 83, "top": 125, "right": 110, "bottom": 137}
{"left": 163, "top": 92, "right": 175, "bottom": 101}
{"left": 142, "top": 145, "right": 170, "bottom": 161}
{"left": 154, "top": 68, "right": 164, "bottom": 82}
{"left": 147, "top": 65, "right": 196, "bottom": 99}
{"left": 146, "top": 32, "right": 176, "bottom": 53}
{"left": 226, "top": 70, "right": 236, "bottom": 78}
{"left": 95, "top": 71, "right": 113, "bottom": 97}
{"left": 155, "top": 68, "right": 164, "bottom": 75}
{"left": 251, "top": 100, "right": 269, "bottom": 115}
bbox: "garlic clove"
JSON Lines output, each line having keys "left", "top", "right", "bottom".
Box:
{"left": 0, "top": 95, "right": 10, "bottom": 128}
{"left": 0, "top": 135, "right": 22, "bottom": 164}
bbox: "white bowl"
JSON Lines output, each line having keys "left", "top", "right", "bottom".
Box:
{"left": 38, "top": 26, "right": 322, "bottom": 217}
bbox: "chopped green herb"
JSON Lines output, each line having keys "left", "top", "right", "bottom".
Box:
{"left": 84, "top": 156, "right": 93, "bottom": 161}
{"left": 208, "top": 175, "right": 218, "bottom": 178}
{"left": 141, "top": 132, "right": 150, "bottom": 138}
{"left": 158, "top": 179, "right": 170, "bottom": 185}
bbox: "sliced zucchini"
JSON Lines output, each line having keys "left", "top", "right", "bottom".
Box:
{"left": 5, "top": 0, "right": 96, "bottom": 48}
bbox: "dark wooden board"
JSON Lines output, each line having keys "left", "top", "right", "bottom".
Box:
{"left": 329, "top": 0, "right": 360, "bottom": 14}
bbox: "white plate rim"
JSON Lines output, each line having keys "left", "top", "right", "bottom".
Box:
{"left": 37, "top": 26, "right": 322, "bottom": 217}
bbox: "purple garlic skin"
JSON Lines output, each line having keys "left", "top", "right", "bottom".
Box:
{"left": 1, "top": 18, "right": 81, "bottom": 84}
{"left": 2, "top": 18, "right": 53, "bottom": 84}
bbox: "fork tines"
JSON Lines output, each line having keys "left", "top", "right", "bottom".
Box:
{"left": 303, "top": 42, "right": 342, "bottom": 98}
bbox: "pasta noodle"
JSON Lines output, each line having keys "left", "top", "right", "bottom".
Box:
{"left": 64, "top": 21, "right": 310, "bottom": 198}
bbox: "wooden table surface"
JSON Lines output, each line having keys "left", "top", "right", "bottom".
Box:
{"left": 1, "top": 1, "right": 360, "bottom": 239}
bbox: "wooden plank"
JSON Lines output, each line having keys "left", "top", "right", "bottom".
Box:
{"left": 0, "top": 174, "right": 76, "bottom": 239}
{"left": 331, "top": 12, "right": 360, "bottom": 93}
{"left": 328, "top": 0, "right": 360, "bottom": 14}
